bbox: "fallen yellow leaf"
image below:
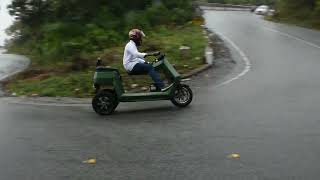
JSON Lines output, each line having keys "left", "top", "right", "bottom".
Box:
{"left": 83, "top": 159, "right": 97, "bottom": 164}
{"left": 228, "top": 154, "right": 240, "bottom": 159}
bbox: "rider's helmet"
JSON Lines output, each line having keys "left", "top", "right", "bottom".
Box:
{"left": 129, "top": 29, "right": 145, "bottom": 46}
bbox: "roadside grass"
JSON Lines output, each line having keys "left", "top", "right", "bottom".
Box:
{"left": 6, "top": 24, "right": 207, "bottom": 97}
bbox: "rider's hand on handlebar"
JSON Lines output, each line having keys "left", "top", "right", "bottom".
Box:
{"left": 152, "top": 51, "right": 161, "bottom": 56}
{"left": 146, "top": 52, "right": 160, "bottom": 57}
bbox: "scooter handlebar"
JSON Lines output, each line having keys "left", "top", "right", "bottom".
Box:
{"left": 96, "top": 57, "right": 102, "bottom": 67}
{"left": 157, "top": 53, "right": 165, "bottom": 61}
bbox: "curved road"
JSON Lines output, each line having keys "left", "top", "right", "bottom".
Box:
{"left": 1, "top": 11, "right": 320, "bottom": 179}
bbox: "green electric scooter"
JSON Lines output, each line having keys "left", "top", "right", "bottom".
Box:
{"left": 92, "top": 53, "right": 193, "bottom": 115}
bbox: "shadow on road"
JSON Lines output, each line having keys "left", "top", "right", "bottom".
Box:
{"left": 87, "top": 104, "right": 193, "bottom": 122}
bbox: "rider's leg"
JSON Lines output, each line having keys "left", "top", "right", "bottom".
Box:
{"left": 131, "top": 63, "right": 164, "bottom": 89}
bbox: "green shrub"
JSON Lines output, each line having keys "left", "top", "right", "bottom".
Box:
{"left": 125, "top": 11, "right": 151, "bottom": 30}
{"left": 6, "top": 0, "right": 196, "bottom": 65}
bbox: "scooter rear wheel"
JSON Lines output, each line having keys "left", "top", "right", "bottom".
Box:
{"left": 92, "top": 91, "right": 117, "bottom": 115}
{"left": 171, "top": 84, "right": 193, "bottom": 107}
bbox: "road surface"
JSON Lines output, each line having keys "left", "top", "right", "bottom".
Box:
{"left": 1, "top": 11, "right": 320, "bottom": 180}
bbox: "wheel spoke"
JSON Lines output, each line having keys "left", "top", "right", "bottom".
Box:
{"left": 100, "top": 104, "right": 107, "bottom": 110}
{"left": 97, "top": 97, "right": 111, "bottom": 112}
{"left": 93, "top": 92, "right": 117, "bottom": 115}
{"left": 174, "top": 87, "right": 190, "bottom": 104}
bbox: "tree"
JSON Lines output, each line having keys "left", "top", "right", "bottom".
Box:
{"left": 6, "top": 0, "right": 195, "bottom": 61}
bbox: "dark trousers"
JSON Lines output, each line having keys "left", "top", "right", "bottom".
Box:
{"left": 130, "top": 63, "right": 165, "bottom": 89}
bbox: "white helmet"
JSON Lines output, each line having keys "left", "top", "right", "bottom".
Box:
{"left": 128, "top": 29, "right": 146, "bottom": 41}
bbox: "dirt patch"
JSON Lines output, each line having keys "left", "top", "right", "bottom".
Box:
{"left": 26, "top": 73, "right": 51, "bottom": 81}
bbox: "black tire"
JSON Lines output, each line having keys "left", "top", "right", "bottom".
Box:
{"left": 92, "top": 91, "right": 118, "bottom": 115}
{"left": 171, "top": 84, "right": 193, "bottom": 107}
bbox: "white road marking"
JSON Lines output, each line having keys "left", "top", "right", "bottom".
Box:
{"left": 214, "top": 31, "right": 252, "bottom": 87}
{"left": 263, "top": 27, "right": 320, "bottom": 49}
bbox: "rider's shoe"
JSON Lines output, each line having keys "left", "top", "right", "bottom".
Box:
{"left": 150, "top": 84, "right": 172, "bottom": 92}
{"left": 161, "top": 85, "right": 172, "bottom": 92}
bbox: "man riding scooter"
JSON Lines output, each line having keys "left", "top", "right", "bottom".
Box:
{"left": 123, "top": 29, "right": 165, "bottom": 91}
{"left": 92, "top": 29, "right": 193, "bottom": 115}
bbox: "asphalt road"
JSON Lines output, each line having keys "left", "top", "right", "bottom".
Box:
{"left": 1, "top": 11, "right": 320, "bottom": 180}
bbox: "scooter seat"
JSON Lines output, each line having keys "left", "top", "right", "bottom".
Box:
{"left": 96, "top": 66, "right": 119, "bottom": 73}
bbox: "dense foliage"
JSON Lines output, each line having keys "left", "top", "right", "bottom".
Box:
{"left": 5, "top": 0, "right": 209, "bottom": 97}
{"left": 275, "top": 0, "right": 320, "bottom": 28}
{"left": 6, "top": 0, "right": 194, "bottom": 63}
{"left": 7, "top": 25, "right": 207, "bottom": 97}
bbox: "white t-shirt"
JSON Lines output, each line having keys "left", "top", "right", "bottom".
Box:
{"left": 123, "top": 40, "right": 147, "bottom": 72}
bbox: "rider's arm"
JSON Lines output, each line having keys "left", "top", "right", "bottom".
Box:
{"left": 137, "top": 58, "right": 145, "bottom": 64}
{"left": 128, "top": 43, "right": 146, "bottom": 60}
{"left": 144, "top": 52, "right": 161, "bottom": 58}
{"left": 127, "top": 42, "right": 159, "bottom": 63}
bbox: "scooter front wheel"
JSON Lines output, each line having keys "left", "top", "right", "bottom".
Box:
{"left": 171, "top": 84, "right": 193, "bottom": 107}
{"left": 92, "top": 91, "right": 118, "bottom": 115}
